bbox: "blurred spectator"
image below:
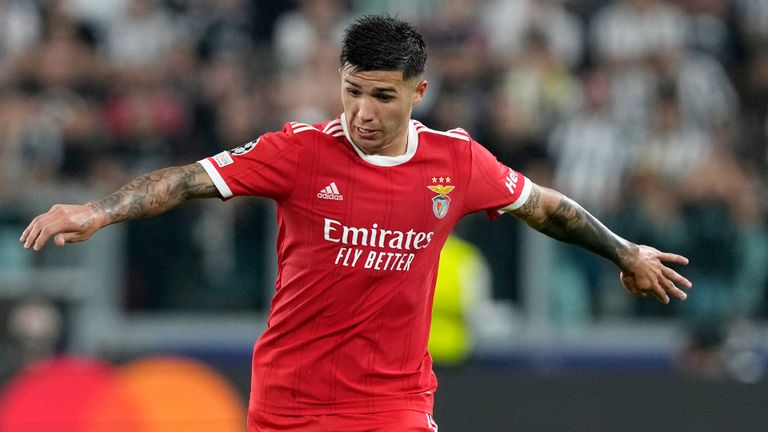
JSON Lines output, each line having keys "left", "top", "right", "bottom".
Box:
{"left": 741, "top": 50, "right": 768, "bottom": 170}
{"left": 274, "top": 40, "right": 342, "bottom": 123}
{"left": 272, "top": 0, "right": 350, "bottom": 73}
{"left": 481, "top": 0, "right": 584, "bottom": 70}
{"left": 679, "top": 0, "right": 733, "bottom": 62}
{"left": 649, "top": 46, "right": 739, "bottom": 136}
{"left": 102, "top": 74, "right": 190, "bottom": 173}
{"left": 63, "top": 0, "right": 124, "bottom": 29}
{"left": 6, "top": 298, "right": 64, "bottom": 369}
{"left": 548, "top": 67, "right": 625, "bottom": 216}
{"left": 591, "top": 0, "right": 684, "bottom": 135}
{"left": 591, "top": 0, "right": 687, "bottom": 67}
{"left": 677, "top": 145, "right": 766, "bottom": 322}
{"left": 430, "top": 234, "right": 519, "bottom": 366}
{"left": 632, "top": 80, "right": 713, "bottom": 184}
{"left": 734, "top": 0, "right": 768, "bottom": 52}
{"left": 0, "top": 0, "right": 42, "bottom": 84}
{"left": 196, "top": 0, "right": 255, "bottom": 61}
{"left": 497, "top": 28, "right": 579, "bottom": 150}
{"left": 14, "top": 16, "right": 105, "bottom": 92}
{"left": 105, "top": 0, "right": 179, "bottom": 70}
{"left": 420, "top": 0, "right": 488, "bottom": 88}
{"left": 0, "top": 88, "right": 62, "bottom": 195}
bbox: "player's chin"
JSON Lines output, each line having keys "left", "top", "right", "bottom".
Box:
{"left": 353, "top": 136, "right": 382, "bottom": 152}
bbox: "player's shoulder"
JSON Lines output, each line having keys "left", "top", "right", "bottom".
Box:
{"left": 412, "top": 120, "right": 472, "bottom": 144}
{"left": 282, "top": 119, "right": 345, "bottom": 139}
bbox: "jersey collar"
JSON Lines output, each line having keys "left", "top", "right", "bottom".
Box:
{"left": 340, "top": 113, "right": 418, "bottom": 167}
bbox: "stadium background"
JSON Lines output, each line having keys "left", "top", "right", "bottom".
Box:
{"left": 1, "top": 0, "right": 767, "bottom": 430}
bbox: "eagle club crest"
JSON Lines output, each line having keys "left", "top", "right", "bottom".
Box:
{"left": 427, "top": 178, "right": 455, "bottom": 219}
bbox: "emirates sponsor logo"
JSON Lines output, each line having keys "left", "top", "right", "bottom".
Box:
{"left": 323, "top": 217, "right": 435, "bottom": 272}
{"left": 317, "top": 182, "right": 344, "bottom": 200}
{"left": 323, "top": 218, "right": 434, "bottom": 251}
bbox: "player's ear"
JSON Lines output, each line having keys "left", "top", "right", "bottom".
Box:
{"left": 413, "top": 80, "right": 428, "bottom": 105}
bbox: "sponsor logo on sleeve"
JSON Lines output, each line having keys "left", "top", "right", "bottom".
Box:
{"left": 504, "top": 169, "right": 519, "bottom": 195}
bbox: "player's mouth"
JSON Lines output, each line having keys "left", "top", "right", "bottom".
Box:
{"left": 355, "top": 126, "right": 379, "bottom": 140}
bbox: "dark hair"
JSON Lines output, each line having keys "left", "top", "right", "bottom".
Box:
{"left": 340, "top": 15, "right": 427, "bottom": 80}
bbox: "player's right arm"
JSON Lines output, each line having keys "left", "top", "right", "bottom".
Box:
{"left": 21, "top": 163, "right": 218, "bottom": 251}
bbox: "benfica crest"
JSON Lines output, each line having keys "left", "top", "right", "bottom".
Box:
{"left": 427, "top": 184, "right": 455, "bottom": 219}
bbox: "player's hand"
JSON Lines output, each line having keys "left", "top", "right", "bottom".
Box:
{"left": 20, "top": 203, "right": 107, "bottom": 251}
{"left": 619, "top": 244, "right": 692, "bottom": 304}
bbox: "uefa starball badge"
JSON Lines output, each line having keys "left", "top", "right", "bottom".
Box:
{"left": 427, "top": 177, "right": 454, "bottom": 219}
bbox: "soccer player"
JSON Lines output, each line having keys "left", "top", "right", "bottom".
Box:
{"left": 20, "top": 15, "right": 691, "bottom": 432}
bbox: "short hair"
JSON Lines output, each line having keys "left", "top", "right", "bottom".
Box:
{"left": 340, "top": 15, "right": 427, "bottom": 81}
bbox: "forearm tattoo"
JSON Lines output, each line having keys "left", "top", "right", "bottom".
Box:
{"left": 91, "top": 164, "right": 218, "bottom": 225}
{"left": 519, "top": 187, "right": 542, "bottom": 218}
{"left": 535, "top": 196, "right": 636, "bottom": 268}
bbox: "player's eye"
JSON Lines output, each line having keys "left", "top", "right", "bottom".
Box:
{"left": 347, "top": 88, "right": 361, "bottom": 97}
{"left": 376, "top": 94, "right": 393, "bottom": 102}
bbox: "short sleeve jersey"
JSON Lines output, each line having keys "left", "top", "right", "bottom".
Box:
{"left": 198, "top": 114, "right": 531, "bottom": 416}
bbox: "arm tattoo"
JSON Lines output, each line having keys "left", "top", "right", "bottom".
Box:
{"left": 535, "top": 196, "right": 636, "bottom": 268}
{"left": 91, "top": 163, "right": 219, "bottom": 225}
{"left": 519, "top": 187, "right": 541, "bottom": 218}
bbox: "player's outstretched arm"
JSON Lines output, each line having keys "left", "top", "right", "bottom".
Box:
{"left": 21, "top": 163, "right": 218, "bottom": 251}
{"left": 506, "top": 182, "right": 692, "bottom": 304}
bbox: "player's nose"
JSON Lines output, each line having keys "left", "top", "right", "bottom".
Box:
{"left": 357, "top": 97, "right": 375, "bottom": 122}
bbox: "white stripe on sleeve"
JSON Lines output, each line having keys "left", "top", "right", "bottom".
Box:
{"left": 498, "top": 176, "right": 533, "bottom": 213}
{"left": 197, "top": 159, "right": 233, "bottom": 199}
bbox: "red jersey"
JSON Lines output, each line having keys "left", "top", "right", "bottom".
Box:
{"left": 198, "top": 114, "right": 531, "bottom": 416}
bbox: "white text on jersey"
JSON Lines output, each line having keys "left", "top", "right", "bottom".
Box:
{"left": 323, "top": 218, "right": 434, "bottom": 251}
{"left": 317, "top": 182, "right": 344, "bottom": 200}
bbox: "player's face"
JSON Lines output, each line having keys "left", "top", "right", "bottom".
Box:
{"left": 340, "top": 67, "right": 427, "bottom": 157}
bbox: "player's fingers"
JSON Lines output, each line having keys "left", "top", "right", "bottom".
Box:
{"left": 54, "top": 232, "right": 84, "bottom": 247}
{"left": 620, "top": 272, "right": 634, "bottom": 291}
{"left": 22, "top": 208, "right": 60, "bottom": 248}
{"left": 22, "top": 216, "right": 47, "bottom": 250}
{"left": 54, "top": 233, "right": 69, "bottom": 247}
{"left": 31, "top": 220, "right": 66, "bottom": 251}
{"left": 21, "top": 212, "right": 46, "bottom": 243}
{"left": 647, "top": 282, "right": 670, "bottom": 304}
{"left": 621, "top": 273, "right": 647, "bottom": 298}
{"left": 662, "top": 266, "right": 692, "bottom": 289}
{"left": 657, "top": 252, "right": 689, "bottom": 265}
{"left": 20, "top": 221, "right": 34, "bottom": 243}
{"left": 31, "top": 224, "right": 54, "bottom": 251}
{"left": 667, "top": 284, "right": 687, "bottom": 301}
{"left": 660, "top": 276, "right": 687, "bottom": 301}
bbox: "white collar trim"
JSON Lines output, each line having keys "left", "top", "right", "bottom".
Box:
{"left": 340, "top": 113, "right": 418, "bottom": 167}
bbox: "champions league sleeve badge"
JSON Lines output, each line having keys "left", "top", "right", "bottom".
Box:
{"left": 427, "top": 177, "right": 455, "bottom": 219}
{"left": 229, "top": 138, "right": 259, "bottom": 156}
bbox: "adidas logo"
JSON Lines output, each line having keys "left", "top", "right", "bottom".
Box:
{"left": 317, "top": 182, "right": 344, "bottom": 201}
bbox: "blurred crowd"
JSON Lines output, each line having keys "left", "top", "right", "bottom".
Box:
{"left": 1, "top": 0, "right": 767, "bottom": 330}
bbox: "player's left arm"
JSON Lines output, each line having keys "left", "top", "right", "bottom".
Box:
{"left": 506, "top": 182, "right": 692, "bottom": 303}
